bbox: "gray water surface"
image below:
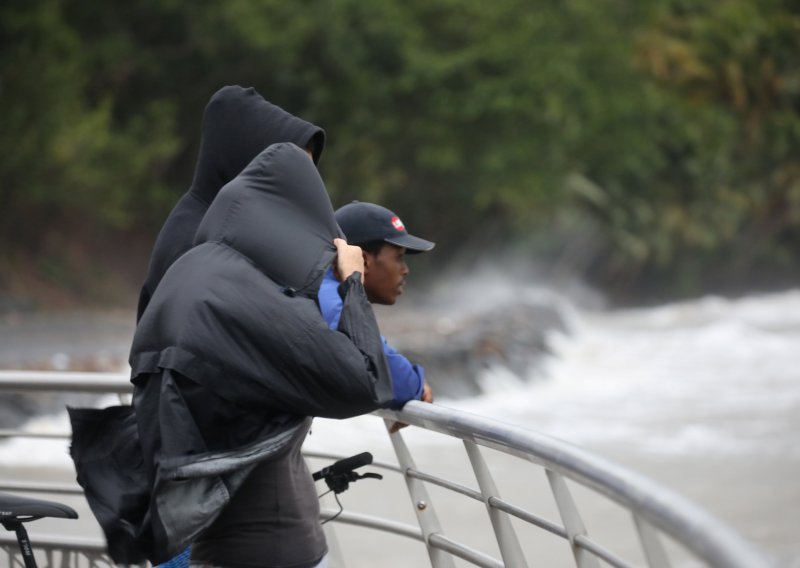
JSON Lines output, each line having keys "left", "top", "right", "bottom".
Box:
{"left": 1, "top": 289, "right": 798, "bottom": 566}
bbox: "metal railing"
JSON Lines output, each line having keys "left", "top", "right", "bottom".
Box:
{"left": 0, "top": 370, "right": 773, "bottom": 568}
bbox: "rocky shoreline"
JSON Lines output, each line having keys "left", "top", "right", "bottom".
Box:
{"left": 376, "top": 297, "right": 570, "bottom": 398}
{"left": 0, "top": 287, "right": 571, "bottom": 427}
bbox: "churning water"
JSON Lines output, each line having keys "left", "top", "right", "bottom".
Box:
{"left": 310, "top": 288, "right": 800, "bottom": 566}
{"left": 1, "top": 288, "right": 798, "bottom": 565}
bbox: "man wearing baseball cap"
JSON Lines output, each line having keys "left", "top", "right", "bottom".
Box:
{"left": 318, "top": 201, "right": 435, "bottom": 413}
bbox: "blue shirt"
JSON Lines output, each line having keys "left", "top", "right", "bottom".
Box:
{"left": 318, "top": 268, "right": 424, "bottom": 409}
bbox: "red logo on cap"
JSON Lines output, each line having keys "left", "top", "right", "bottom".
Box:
{"left": 391, "top": 216, "right": 405, "bottom": 232}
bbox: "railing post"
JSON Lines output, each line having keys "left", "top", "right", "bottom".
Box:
{"left": 463, "top": 440, "right": 528, "bottom": 567}
{"left": 386, "top": 420, "right": 456, "bottom": 568}
{"left": 633, "top": 514, "right": 671, "bottom": 568}
{"left": 546, "top": 469, "right": 601, "bottom": 568}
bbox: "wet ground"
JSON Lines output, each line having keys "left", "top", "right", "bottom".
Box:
{"left": 0, "top": 309, "right": 134, "bottom": 371}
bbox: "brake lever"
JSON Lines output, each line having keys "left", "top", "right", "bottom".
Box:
{"left": 323, "top": 470, "right": 383, "bottom": 494}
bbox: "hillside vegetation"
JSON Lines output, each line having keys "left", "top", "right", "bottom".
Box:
{"left": 2, "top": 0, "right": 798, "bottom": 307}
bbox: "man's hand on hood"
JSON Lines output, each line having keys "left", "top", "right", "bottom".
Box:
{"left": 333, "top": 238, "right": 365, "bottom": 284}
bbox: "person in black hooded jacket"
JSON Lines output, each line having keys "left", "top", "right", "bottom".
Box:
{"left": 69, "top": 143, "right": 394, "bottom": 567}
{"left": 136, "top": 85, "right": 325, "bottom": 321}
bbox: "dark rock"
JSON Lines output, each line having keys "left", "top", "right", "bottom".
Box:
{"left": 377, "top": 294, "right": 572, "bottom": 399}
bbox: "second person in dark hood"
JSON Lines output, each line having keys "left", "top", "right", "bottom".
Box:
{"left": 136, "top": 85, "right": 325, "bottom": 321}
{"left": 70, "top": 143, "right": 392, "bottom": 566}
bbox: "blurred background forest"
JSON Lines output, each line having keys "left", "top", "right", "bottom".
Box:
{"left": 2, "top": 0, "right": 799, "bottom": 310}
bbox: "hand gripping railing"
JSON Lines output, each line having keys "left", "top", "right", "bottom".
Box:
{"left": 0, "top": 370, "right": 774, "bottom": 568}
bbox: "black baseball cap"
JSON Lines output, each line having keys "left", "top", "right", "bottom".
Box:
{"left": 335, "top": 201, "right": 435, "bottom": 253}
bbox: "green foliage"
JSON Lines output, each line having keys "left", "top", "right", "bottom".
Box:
{"left": 0, "top": 0, "right": 182, "bottom": 248}
{"left": 1, "top": 0, "right": 798, "bottom": 303}
{"left": 594, "top": 0, "right": 800, "bottom": 297}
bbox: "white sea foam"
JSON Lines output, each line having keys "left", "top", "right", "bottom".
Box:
{"left": 449, "top": 289, "right": 800, "bottom": 457}
{"left": 0, "top": 394, "right": 122, "bottom": 468}
{"left": 2, "top": 290, "right": 798, "bottom": 466}
{"left": 308, "top": 288, "right": 800, "bottom": 459}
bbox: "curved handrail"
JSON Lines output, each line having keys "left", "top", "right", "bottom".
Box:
{"left": 377, "top": 401, "right": 772, "bottom": 568}
{"left": 0, "top": 371, "right": 130, "bottom": 393}
{"left": 0, "top": 370, "right": 774, "bottom": 567}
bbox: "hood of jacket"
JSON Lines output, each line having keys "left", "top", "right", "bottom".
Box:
{"left": 136, "top": 85, "right": 325, "bottom": 320}
{"left": 190, "top": 85, "right": 325, "bottom": 205}
{"left": 194, "top": 142, "right": 340, "bottom": 296}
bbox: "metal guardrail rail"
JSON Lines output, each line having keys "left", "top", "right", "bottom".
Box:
{"left": 0, "top": 370, "right": 773, "bottom": 568}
